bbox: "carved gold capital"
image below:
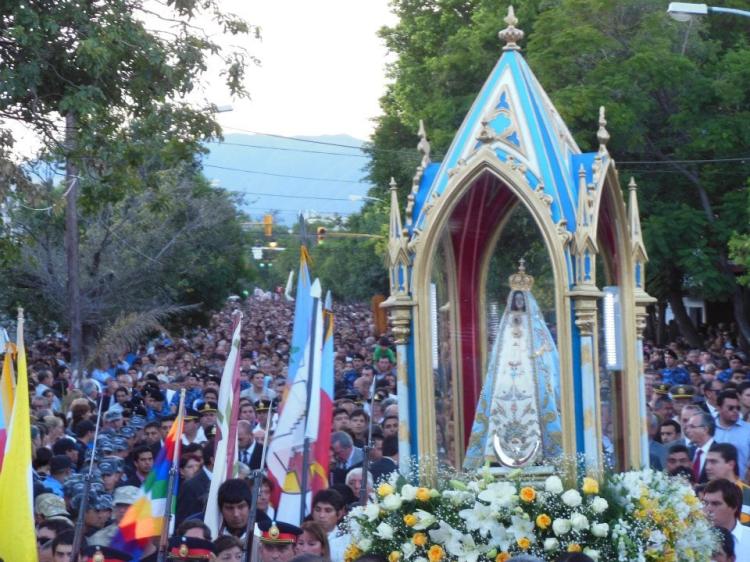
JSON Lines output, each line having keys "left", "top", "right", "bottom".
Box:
{"left": 381, "top": 296, "right": 414, "bottom": 345}
{"left": 571, "top": 292, "right": 601, "bottom": 337}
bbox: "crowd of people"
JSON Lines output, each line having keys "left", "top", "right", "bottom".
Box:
{"left": 643, "top": 328, "right": 750, "bottom": 561}
{"left": 15, "top": 288, "right": 750, "bottom": 562}
{"left": 23, "top": 294, "right": 403, "bottom": 562}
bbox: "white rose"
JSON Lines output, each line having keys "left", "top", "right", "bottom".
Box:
{"left": 591, "top": 522, "right": 609, "bottom": 538}
{"left": 402, "top": 542, "right": 416, "bottom": 559}
{"left": 552, "top": 518, "right": 571, "bottom": 536}
{"left": 590, "top": 496, "right": 608, "bottom": 514}
{"left": 571, "top": 513, "right": 589, "bottom": 531}
{"left": 413, "top": 509, "right": 437, "bottom": 530}
{"left": 364, "top": 502, "right": 380, "bottom": 522}
{"left": 584, "top": 548, "right": 600, "bottom": 561}
{"left": 544, "top": 475, "right": 564, "bottom": 494}
{"left": 381, "top": 493, "right": 403, "bottom": 511}
{"left": 561, "top": 489, "right": 582, "bottom": 508}
{"left": 359, "top": 539, "right": 372, "bottom": 551}
{"left": 375, "top": 522, "right": 394, "bottom": 539}
{"left": 401, "top": 484, "right": 418, "bottom": 501}
{"left": 544, "top": 538, "right": 560, "bottom": 551}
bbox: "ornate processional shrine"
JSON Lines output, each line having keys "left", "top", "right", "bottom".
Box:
{"left": 381, "top": 7, "right": 654, "bottom": 474}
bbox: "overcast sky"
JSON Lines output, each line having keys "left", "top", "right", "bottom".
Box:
{"left": 208, "top": 0, "right": 397, "bottom": 141}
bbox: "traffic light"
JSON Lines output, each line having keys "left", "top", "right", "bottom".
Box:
{"left": 263, "top": 214, "right": 273, "bottom": 237}
{"left": 317, "top": 226, "right": 327, "bottom": 244}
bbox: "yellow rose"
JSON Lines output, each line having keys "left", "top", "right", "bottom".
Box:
{"left": 427, "top": 545, "right": 444, "bottom": 562}
{"left": 517, "top": 537, "right": 531, "bottom": 550}
{"left": 412, "top": 533, "right": 428, "bottom": 547}
{"left": 416, "top": 487, "right": 431, "bottom": 502}
{"left": 519, "top": 487, "right": 536, "bottom": 502}
{"left": 535, "top": 513, "right": 552, "bottom": 530}
{"left": 496, "top": 553, "right": 511, "bottom": 562}
{"left": 344, "top": 545, "right": 362, "bottom": 562}
{"left": 582, "top": 477, "right": 599, "bottom": 495}
{"left": 403, "top": 514, "right": 418, "bottom": 527}
{"left": 567, "top": 544, "right": 582, "bottom": 553}
{"left": 378, "top": 483, "right": 394, "bottom": 497}
{"left": 389, "top": 552, "right": 401, "bottom": 562}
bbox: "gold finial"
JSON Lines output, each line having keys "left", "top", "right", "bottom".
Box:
{"left": 499, "top": 5, "right": 524, "bottom": 51}
{"left": 508, "top": 258, "right": 534, "bottom": 291}
{"left": 597, "top": 106, "right": 610, "bottom": 151}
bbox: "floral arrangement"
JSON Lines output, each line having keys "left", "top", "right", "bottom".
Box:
{"left": 345, "top": 468, "right": 716, "bottom": 562}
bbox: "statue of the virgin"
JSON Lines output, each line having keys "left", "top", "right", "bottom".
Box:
{"left": 464, "top": 260, "right": 563, "bottom": 470}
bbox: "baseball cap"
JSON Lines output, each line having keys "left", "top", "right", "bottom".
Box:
{"left": 113, "top": 486, "right": 140, "bottom": 506}
{"left": 35, "top": 493, "right": 69, "bottom": 518}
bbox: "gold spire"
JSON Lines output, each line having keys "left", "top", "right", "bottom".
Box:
{"left": 509, "top": 258, "right": 534, "bottom": 291}
{"left": 597, "top": 106, "right": 610, "bottom": 153}
{"left": 499, "top": 5, "right": 524, "bottom": 51}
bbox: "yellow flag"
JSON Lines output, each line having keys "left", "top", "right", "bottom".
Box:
{"left": 1, "top": 342, "right": 17, "bottom": 428}
{"left": 0, "top": 310, "right": 37, "bottom": 561}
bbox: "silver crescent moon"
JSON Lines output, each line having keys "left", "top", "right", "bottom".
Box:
{"left": 493, "top": 434, "right": 540, "bottom": 468}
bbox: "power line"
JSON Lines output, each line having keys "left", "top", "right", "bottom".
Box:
{"left": 226, "top": 186, "right": 355, "bottom": 201}
{"left": 204, "top": 164, "right": 369, "bottom": 184}
{"left": 218, "top": 141, "right": 369, "bottom": 158}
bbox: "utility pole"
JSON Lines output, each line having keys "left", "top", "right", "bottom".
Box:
{"left": 64, "top": 112, "right": 83, "bottom": 377}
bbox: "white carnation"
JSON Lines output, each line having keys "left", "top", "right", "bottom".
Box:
{"left": 364, "top": 502, "right": 380, "bottom": 521}
{"left": 359, "top": 538, "right": 372, "bottom": 551}
{"left": 561, "top": 489, "right": 582, "bottom": 508}
{"left": 552, "top": 518, "right": 571, "bottom": 535}
{"left": 543, "top": 538, "right": 560, "bottom": 551}
{"left": 590, "top": 496, "right": 608, "bottom": 514}
{"left": 584, "top": 548, "right": 600, "bottom": 561}
{"left": 591, "top": 522, "right": 609, "bottom": 538}
{"left": 375, "top": 522, "right": 394, "bottom": 539}
{"left": 401, "top": 484, "right": 418, "bottom": 501}
{"left": 571, "top": 513, "right": 589, "bottom": 531}
{"left": 413, "top": 509, "right": 437, "bottom": 530}
{"left": 381, "top": 493, "right": 403, "bottom": 511}
{"left": 544, "top": 475, "right": 564, "bottom": 494}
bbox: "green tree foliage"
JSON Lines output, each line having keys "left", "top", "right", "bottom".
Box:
{"left": 365, "top": 0, "right": 750, "bottom": 346}
{"left": 1, "top": 170, "right": 252, "bottom": 350}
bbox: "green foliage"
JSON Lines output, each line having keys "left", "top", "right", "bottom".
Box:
{"left": 1, "top": 171, "right": 253, "bottom": 340}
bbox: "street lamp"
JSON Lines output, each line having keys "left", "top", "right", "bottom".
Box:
{"left": 667, "top": 2, "right": 750, "bottom": 20}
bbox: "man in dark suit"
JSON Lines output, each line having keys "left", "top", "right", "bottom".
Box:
{"left": 237, "top": 420, "right": 263, "bottom": 470}
{"left": 330, "top": 431, "right": 363, "bottom": 485}
{"left": 369, "top": 435, "right": 399, "bottom": 484}
{"left": 176, "top": 440, "right": 214, "bottom": 525}
{"left": 686, "top": 411, "right": 716, "bottom": 484}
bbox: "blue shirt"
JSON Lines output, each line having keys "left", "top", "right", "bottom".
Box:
{"left": 43, "top": 476, "right": 65, "bottom": 497}
{"left": 715, "top": 419, "right": 750, "bottom": 475}
{"left": 661, "top": 367, "right": 690, "bottom": 385}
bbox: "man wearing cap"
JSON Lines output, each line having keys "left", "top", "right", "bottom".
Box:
{"left": 88, "top": 485, "right": 140, "bottom": 547}
{"left": 99, "top": 458, "right": 125, "bottom": 493}
{"left": 662, "top": 350, "right": 690, "bottom": 386}
{"left": 44, "top": 455, "right": 74, "bottom": 497}
{"left": 165, "top": 535, "right": 216, "bottom": 561}
{"left": 82, "top": 544, "right": 132, "bottom": 562}
{"left": 253, "top": 400, "right": 272, "bottom": 429}
{"left": 181, "top": 408, "right": 207, "bottom": 446}
{"left": 197, "top": 400, "right": 218, "bottom": 433}
{"left": 258, "top": 520, "right": 301, "bottom": 562}
{"left": 35, "top": 493, "right": 72, "bottom": 526}
{"left": 669, "top": 384, "right": 696, "bottom": 421}
{"left": 103, "top": 410, "right": 124, "bottom": 431}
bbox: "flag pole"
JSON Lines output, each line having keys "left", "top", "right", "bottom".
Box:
{"left": 156, "top": 388, "right": 186, "bottom": 562}
{"left": 71, "top": 372, "right": 104, "bottom": 561}
{"left": 243, "top": 400, "right": 274, "bottom": 562}
{"left": 299, "top": 293, "right": 320, "bottom": 523}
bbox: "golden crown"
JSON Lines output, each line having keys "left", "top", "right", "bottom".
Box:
{"left": 509, "top": 259, "right": 534, "bottom": 291}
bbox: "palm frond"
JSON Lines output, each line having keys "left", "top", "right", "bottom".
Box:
{"left": 85, "top": 304, "right": 199, "bottom": 369}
